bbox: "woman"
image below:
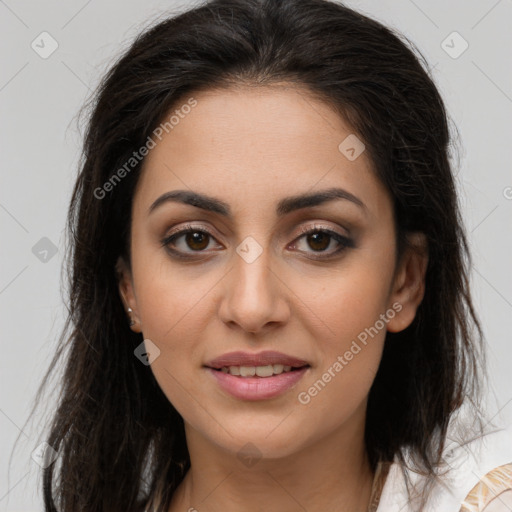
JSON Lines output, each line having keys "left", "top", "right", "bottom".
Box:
{"left": 30, "top": 0, "right": 512, "bottom": 510}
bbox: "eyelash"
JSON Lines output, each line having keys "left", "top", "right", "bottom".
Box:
{"left": 160, "top": 223, "right": 354, "bottom": 260}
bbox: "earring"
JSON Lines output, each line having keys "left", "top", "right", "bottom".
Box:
{"left": 127, "top": 307, "right": 136, "bottom": 327}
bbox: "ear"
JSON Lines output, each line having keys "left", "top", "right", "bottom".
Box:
{"left": 386, "top": 232, "right": 429, "bottom": 333}
{"left": 115, "top": 256, "right": 142, "bottom": 333}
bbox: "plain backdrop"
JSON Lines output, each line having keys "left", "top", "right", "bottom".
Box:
{"left": 1, "top": 0, "right": 511, "bottom": 509}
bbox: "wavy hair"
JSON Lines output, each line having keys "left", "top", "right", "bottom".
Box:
{"left": 18, "top": 0, "right": 487, "bottom": 510}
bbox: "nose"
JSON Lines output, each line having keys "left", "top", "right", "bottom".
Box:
{"left": 218, "top": 245, "right": 290, "bottom": 335}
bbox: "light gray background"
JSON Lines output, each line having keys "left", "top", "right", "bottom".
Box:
{"left": 1, "top": 0, "right": 511, "bottom": 510}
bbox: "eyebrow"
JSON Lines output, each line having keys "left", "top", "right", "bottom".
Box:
{"left": 148, "top": 187, "right": 367, "bottom": 217}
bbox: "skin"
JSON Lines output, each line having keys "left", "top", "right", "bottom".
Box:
{"left": 116, "top": 83, "right": 428, "bottom": 511}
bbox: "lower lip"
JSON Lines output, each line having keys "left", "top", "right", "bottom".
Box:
{"left": 206, "top": 367, "right": 310, "bottom": 401}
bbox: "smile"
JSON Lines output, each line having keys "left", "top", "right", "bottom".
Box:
{"left": 216, "top": 364, "right": 297, "bottom": 377}
{"left": 206, "top": 365, "right": 310, "bottom": 400}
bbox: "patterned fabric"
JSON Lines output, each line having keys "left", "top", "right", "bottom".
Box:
{"left": 371, "top": 460, "right": 512, "bottom": 512}
{"left": 459, "top": 463, "right": 512, "bottom": 512}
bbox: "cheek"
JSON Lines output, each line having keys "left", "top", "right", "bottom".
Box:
{"left": 291, "top": 251, "right": 393, "bottom": 417}
{"left": 133, "top": 272, "right": 208, "bottom": 421}
{"left": 299, "top": 286, "right": 387, "bottom": 409}
{"left": 132, "top": 248, "right": 217, "bottom": 348}
{"left": 293, "top": 255, "right": 394, "bottom": 351}
{"left": 130, "top": 257, "right": 220, "bottom": 408}
{"left": 295, "top": 284, "right": 388, "bottom": 439}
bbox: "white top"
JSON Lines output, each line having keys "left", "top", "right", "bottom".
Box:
{"left": 375, "top": 425, "right": 512, "bottom": 512}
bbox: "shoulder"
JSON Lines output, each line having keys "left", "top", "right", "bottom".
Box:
{"left": 375, "top": 425, "right": 512, "bottom": 512}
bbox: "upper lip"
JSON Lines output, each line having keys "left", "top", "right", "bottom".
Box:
{"left": 205, "top": 350, "right": 310, "bottom": 369}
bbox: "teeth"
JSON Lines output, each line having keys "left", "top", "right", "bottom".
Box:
{"left": 229, "top": 366, "right": 240, "bottom": 376}
{"left": 240, "top": 366, "right": 256, "bottom": 377}
{"left": 219, "top": 365, "right": 300, "bottom": 377}
{"left": 256, "top": 365, "right": 274, "bottom": 377}
{"left": 273, "top": 364, "right": 284, "bottom": 374}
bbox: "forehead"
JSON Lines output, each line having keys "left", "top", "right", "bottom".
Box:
{"left": 133, "top": 84, "right": 392, "bottom": 222}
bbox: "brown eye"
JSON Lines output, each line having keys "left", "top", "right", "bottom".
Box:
{"left": 161, "top": 224, "right": 354, "bottom": 261}
{"left": 305, "top": 232, "right": 331, "bottom": 251}
{"left": 184, "top": 231, "right": 210, "bottom": 251}
{"left": 161, "top": 224, "right": 221, "bottom": 257}
{"left": 291, "top": 227, "right": 354, "bottom": 258}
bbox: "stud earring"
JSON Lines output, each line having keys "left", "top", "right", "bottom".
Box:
{"left": 127, "top": 307, "right": 136, "bottom": 327}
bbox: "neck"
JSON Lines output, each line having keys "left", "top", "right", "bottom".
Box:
{"left": 168, "top": 412, "right": 375, "bottom": 512}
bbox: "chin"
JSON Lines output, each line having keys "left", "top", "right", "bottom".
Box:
{"left": 198, "top": 420, "right": 310, "bottom": 462}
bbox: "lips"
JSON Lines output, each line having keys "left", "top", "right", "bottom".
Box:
{"left": 204, "top": 350, "right": 311, "bottom": 400}
{"left": 205, "top": 350, "right": 310, "bottom": 370}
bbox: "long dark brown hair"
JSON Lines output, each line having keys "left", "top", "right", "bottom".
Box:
{"left": 17, "top": 0, "right": 488, "bottom": 510}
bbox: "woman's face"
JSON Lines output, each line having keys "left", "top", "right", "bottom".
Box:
{"left": 117, "top": 84, "right": 427, "bottom": 459}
